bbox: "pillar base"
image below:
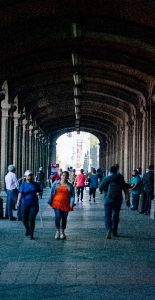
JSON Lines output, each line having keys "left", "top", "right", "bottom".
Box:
{"left": 150, "top": 199, "right": 155, "bottom": 220}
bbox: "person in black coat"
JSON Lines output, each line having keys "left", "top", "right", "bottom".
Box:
{"left": 142, "top": 165, "right": 154, "bottom": 215}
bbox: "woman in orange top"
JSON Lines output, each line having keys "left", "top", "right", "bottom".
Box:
{"left": 50, "top": 171, "right": 75, "bottom": 239}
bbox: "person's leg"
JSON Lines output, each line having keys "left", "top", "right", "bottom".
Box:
{"left": 112, "top": 202, "right": 121, "bottom": 236}
{"left": 148, "top": 192, "right": 154, "bottom": 215}
{"left": 11, "top": 189, "right": 22, "bottom": 220}
{"left": 21, "top": 204, "right": 30, "bottom": 236}
{"left": 93, "top": 188, "right": 96, "bottom": 201}
{"left": 89, "top": 188, "right": 92, "bottom": 201}
{"left": 29, "top": 204, "right": 39, "bottom": 239}
{"left": 60, "top": 211, "right": 68, "bottom": 239}
{"left": 104, "top": 202, "right": 112, "bottom": 238}
{"left": 6, "top": 190, "right": 15, "bottom": 219}
{"left": 54, "top": 209, "right": 61, "bottom": 239}
{"left": 135, "top": 194, "right": 140, "bottom": 210}
{"left": 144, "top": 193, "right": 149, "bottom": 214}
{"left": 131, "top": 194, "right": 138, "bottom": 210}
{"left": 139, "top": 191, "right": 146, "bottom": 213}
{"left": 80, "top": 187, "right": 84, "bottom": 201}
{"left": 77, "top": 187, "right": 80, "bottom": 201}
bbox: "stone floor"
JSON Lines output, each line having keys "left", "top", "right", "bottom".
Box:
{"left": 0, "top": 187, "right": 155, "bottom": 300}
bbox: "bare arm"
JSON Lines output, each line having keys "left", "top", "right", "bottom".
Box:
{"left": 17, "top": 193, "right": 22, "bottom": 206}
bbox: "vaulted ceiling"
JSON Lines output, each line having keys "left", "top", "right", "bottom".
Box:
{"left": 1, "top": 0, "right": 155, "bottom": 141}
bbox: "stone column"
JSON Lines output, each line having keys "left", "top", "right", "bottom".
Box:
{"left": 50, "top": 139, "right": 57, "bottom": 164}
{"left": 13, "top": 99, "right": 20, "bottom": 177}
{"left": 28, "top": 124, "right": 33, "bottom": 169}
{"left": 123, "top": 119, "right": 130, "bottom": 182}
{"left": 0, "top": 87, "right": 11, "bottom": 191}
{"left": 150, "top": 93, "right": 155, "bottom": 220}
{"left": 22, "top": 119, "right": 27, "bottom": 174}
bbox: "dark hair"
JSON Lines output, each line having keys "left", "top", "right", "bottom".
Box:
{"left": 80, "top": 169, "right": 84, "bottom": 173}
{"left": 132, "top": 169, "right": 138, "bottom": 175}
{"left": 148, "top": 165, "right": 154, "bottom": 171}
{"left": 110, "top": 166, "right": 117, "bottom": 174}
{"left": 61, "top": 171, "right": 69, "bottom": 179}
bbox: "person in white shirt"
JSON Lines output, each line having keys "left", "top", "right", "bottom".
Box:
{"left": 5, "top": 164, "right": 22, "bottom": 221}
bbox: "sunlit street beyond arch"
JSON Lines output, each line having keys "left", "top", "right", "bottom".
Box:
{"left": 56, "top": 132, "right": 99, "bottom": 173}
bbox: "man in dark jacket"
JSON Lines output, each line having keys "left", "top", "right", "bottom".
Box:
{"left": 99, "top": 166, "right": 128, "bottom": 239}
{"left": 142, "top": 165, "right": 154, "bottom": 215}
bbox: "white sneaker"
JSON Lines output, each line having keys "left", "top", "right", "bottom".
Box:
{"left": 60, "top": 233, "right": 66, "bottom": 239}
{"left": 55, "top": 230, "right": 60, "bottom": 239}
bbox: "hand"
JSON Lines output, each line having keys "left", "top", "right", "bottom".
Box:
{"left": 16, "top": 201, "right": 20, "bottom": 206}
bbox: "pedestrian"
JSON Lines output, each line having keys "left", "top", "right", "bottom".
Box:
{"left": 36, "top": 167, "right": 46, "bottom": 198}
{"left": 5, "top": 164, "right": 22, "bottom": 221}
{"left": 74, "top": 169, "right": 85, "bottom": 202}
{"left": 69, "top": 169, "right": 77, "bottom": 186}
{"left": 129, "top": 169, "right": 142, "bottom": 210}
{"left": 49, "top": 171, "right": 75, "bottom": 239}
{"left": 17, "top": 170, "right": 41, "bottom": 240}
{"left": 99, "top": 165, "right": 128, "bottom": 239}
{"left": 49, "top": 168, "right": 62, "bottom": 186}
{"left": 142, "top": 165, "right": 154, "bottom": 215}
{"left": 88, "top": 168, "right": 99, "bottom": 202}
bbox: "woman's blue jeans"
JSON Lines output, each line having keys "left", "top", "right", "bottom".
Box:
{"left": 54, "top": 209, "right": 68, "bottom": 229}
{"left": 104, "top": 201, "right": 121, "bottom": 233}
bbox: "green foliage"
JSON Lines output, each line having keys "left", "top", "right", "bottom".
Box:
{"left": 90, "top": 134, "right": 98, "bottom": 148}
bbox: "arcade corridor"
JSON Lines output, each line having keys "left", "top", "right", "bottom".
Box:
{"left": 1, "top": 188, "right": 155, "bottom": 299}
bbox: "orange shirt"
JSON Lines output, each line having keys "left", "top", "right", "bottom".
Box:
{"left": 52, "top": 185, "right": 72, "bottom": 211}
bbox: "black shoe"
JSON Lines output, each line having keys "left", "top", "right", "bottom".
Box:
{"left": 77, "top": 198, "right": 79, "bottom": 202}
{"left": 30, "top": 236, "right": 35, "bottom": 240}
{"left": 93, "top": 199, "right": 95, "bottom": 202}
{"left": 17, "top": 216, "right": 22, "bottom": 221}
{"left": 113, "top": 232, "right": 118, "bottom": 237}
{"left": 73, "top": 203, "right": 76, "bottom": 206}
{"left": 9, "top": 216, "right": 17, "bottom": 221}
{"left": 25, "top": 230, "right": 30, "bottom": 236}
{"left": 144, "top": 212, "right": 147, "bottom": 215}
{"left": 139, "top": 211, "right": 144, "bottom": 214}
{"left": 81, "top": 199, "right": 83, "bottom": 202}
{"left": 89, "top": 198, "right": 91, "bottom": 201}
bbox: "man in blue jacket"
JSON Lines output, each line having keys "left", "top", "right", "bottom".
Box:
{"left": 99, "top": 166, "right": 128, "bottom": 239}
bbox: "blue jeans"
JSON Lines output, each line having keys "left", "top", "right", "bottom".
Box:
{"left": 131, "top": 194, "right": 139, "bottom": 210}
{"left": 21, "top": 204, "right": 39, "bottom": 237}
{"left": 104, "top": 201, "right": 122, "bottom": 233}
{"left": 54, "top": 209, "right": 68, "bottom": 229}
{"left": 6, "top": 189, "right": 21, "bottom": 218}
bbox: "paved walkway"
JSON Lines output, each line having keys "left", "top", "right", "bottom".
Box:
{"left": 1, "top": 187, "right": 155, "bottom": 300}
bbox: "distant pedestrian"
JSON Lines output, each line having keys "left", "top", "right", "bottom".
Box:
{"left": 49, "top": 168, "right": 62, "bottom": 186}
{"left": 129, "top": 170, "right": 142, "bottom": 210}
{"left": 17, "top": 170, "right": 41, "bottom": 240}
{"left": 99, "top": 166, "right": 128, "bottom": 239}
{"left": 74, "top": 169, "right": 85, "bottom": 202}
{"left": 142, "top": 165, "right": 154, "bottom": 215}
{"left": 49, "top": 171, "right": 75, "bottom": 239}
{"left": 5, "top": 164, "right": 22, "bottom": 221}
{"left": 88, "top": 169, "right": 99, "bottom": 202}
{"left": 36, "top": 167, "right": 46, "bottom": 198}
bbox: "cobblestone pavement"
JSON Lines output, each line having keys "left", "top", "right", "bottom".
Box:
{"left": 1, "top": 187, "right": 155, "bottom": 300}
